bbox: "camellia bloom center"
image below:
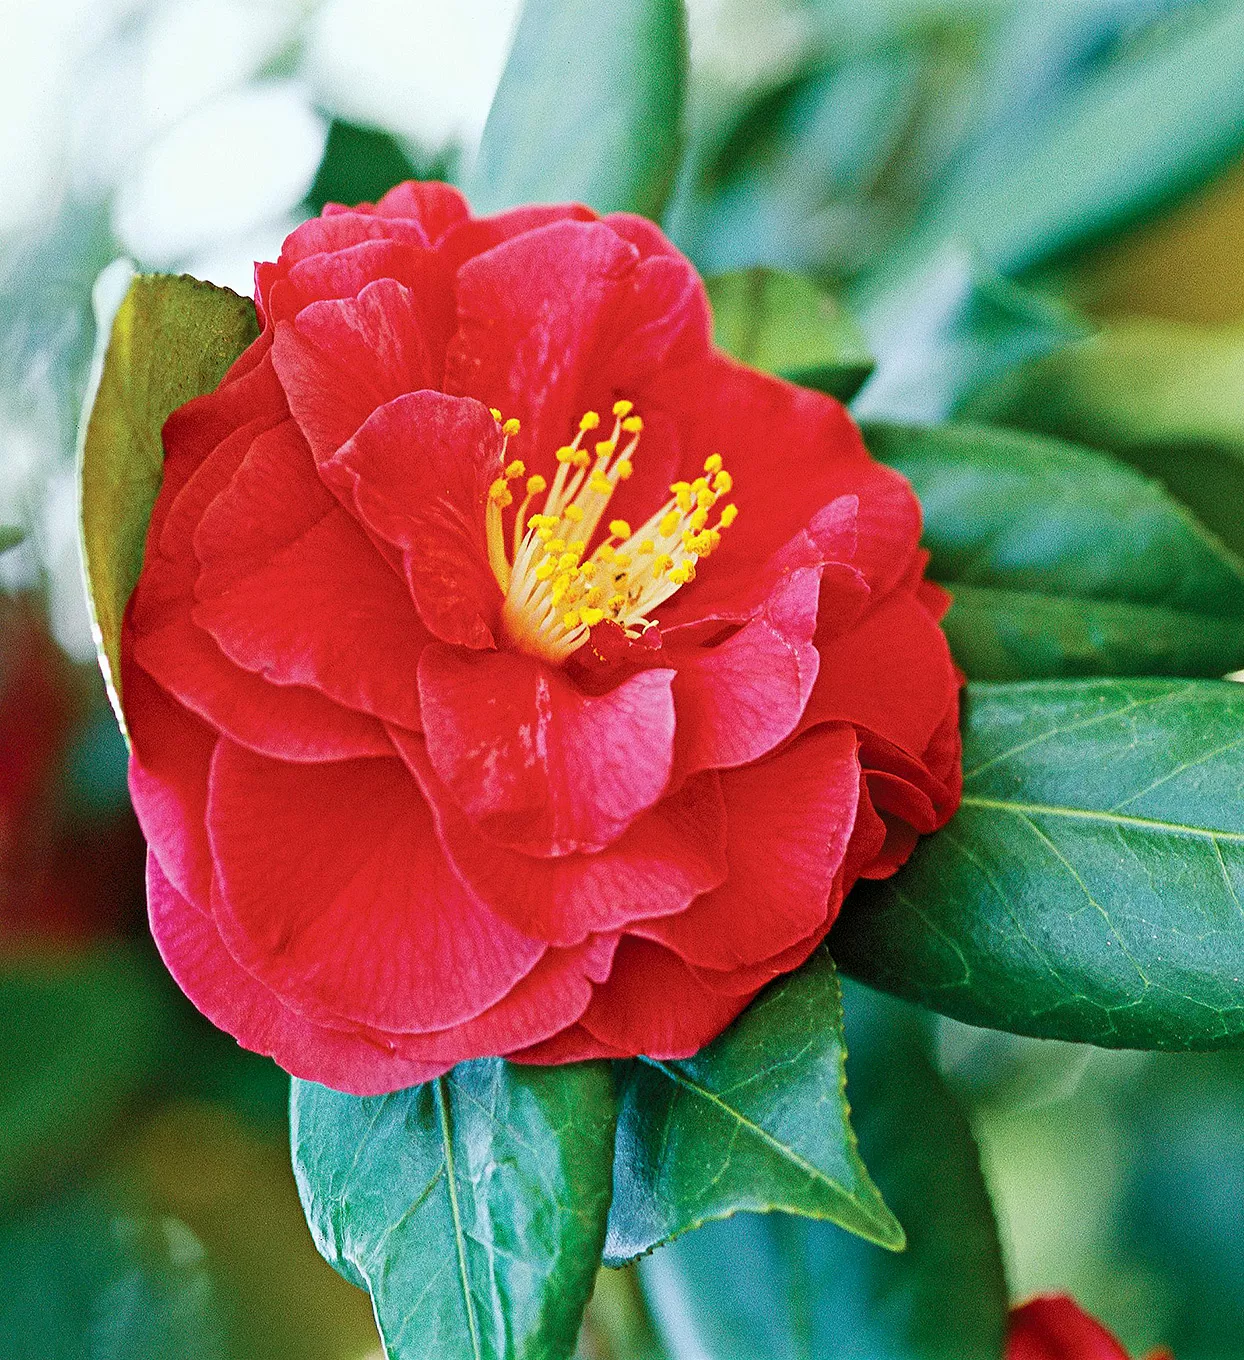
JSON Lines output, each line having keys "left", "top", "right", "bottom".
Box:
{"left": 486, "top": 400, "right": 736, "bottom": 664}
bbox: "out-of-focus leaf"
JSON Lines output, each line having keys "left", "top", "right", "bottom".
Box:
{"left": 306, "top": 117, "right": 424, "bottom": 213}
{"left": 0, "top": 526, "right": 23, "bottom": 554}
{"left": 0, "top": 1186, "right": 229, "bottom": 1360}
{"left": 834, "top": 678, "right": 1244, "bottom": 1050}
{"left": 865, "top": 420, "right": 1244, "bottom": 678}
{"left": 113, "top": 1101, "right": 380, "bottom": 1360}
{"left": 79, "top": 274, "right": 257, "bottom": 743}
{"left": 852, "top": 252, "right": 1089, "bottom": 422}
{"left": 639, "top": 983, "right": 1008, "bottom": 1359}
{"left": 907, "top": 2, "right": 1244, "bottom": 276}
{"left": 605, "top": 949, "right": 902, "bottom": 1264}
{"left": 0, "top": 946, "right": 172, "bottom": 1209}
{"left": 291, "top": 1060, "right": 617, "bottom": 1360}
{"left": 469, "top": 0, "right": 687, "bottom": 218}
{"left": 965, "top": 318, "right": 1244, "bottom": 557}
{"left": 706, "top": 268, "right": 873, "bottom": 401}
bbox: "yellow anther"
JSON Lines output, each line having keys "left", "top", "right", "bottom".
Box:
{"left": 535, "top": 558, "right": 557, "bottom": 581}
{"left": 691, "top": 477, "right": 709, "bottom": 494}
{"left": 589, "top": 473, "right": 613, "bottom": 496}
{"left": 608, "top": 594, "right": 627, "bottom": 612}
{"left": 583, "top": 586, "right": 605, "bottom": 607}
{"left": 563, "top": 504, "right": 585, "bottom": 522}
{"left": 612, "top": 553, "right": 631, "bottom": 570}
{"left": 612, "top": 399, "right": 634, "bottom": 417}
{"left": 609, "top": 519, "right": 631, "bottom": 540}
{"left": 689, "top": 507, "right": 709, "bottom": 532}
{"left": 659, "top": 511, "right": 681, "bottom": 538}
{"left": 670, "top": 481, "right": 691, "bottom": 496}
{"left": 668, "top": 563, "right": 695, "bottom": 586}
{"left": 615, "top": 459, "right": 633, "bottom": 480}
{"left": 685, "top": 531, "right": 716, "bottom": 555}
{"left": 676, "top": 487, "right": 693, "bottom": 512}
{"left": 502, "top": 417, "right": 521, "bottom": 437}
{"left": 546, "top": 538, "right": 566, "bottom": 554}
{"left": 653, "top": 554, "right": 674, "bottom": 574}
{"left": 505, "top": 459, "right": 525, "bottom": 479}
{"left": 489, "top": 407, "right": 502, "bottom": 421}
{"left": 621, "top": 416, "right": 643, "bottom": 434}
{"left": 703, "top": 454, "right": 723, "bottom": 474}
{"left": 557, "top": 552, "right": 580, "bottom": 571}
{"left": 573, "top": 450, "right": 590, "bottom": 468}
{"left": 713, "top": 470, "right": 733, "bottom": 494}
{"left": 556, "top": 445, "right": 576, "bottom": 463}
{"left": 563, "top": 610, "right": 581, "bottom": 629}
{"left": 568, "top": 540, "right": 586, "bottom": 555}
{"left": 595, "top": 440, "right": 616, "bottom": 459}
{"left": 579, "top": 561, "right": 598, "bottom": 579}
{"left": 696, "top": 487, "right": 715, "bottom": 510}
{"left": 579, "top": 411, "right": 601, "bottom": 431}
{"left": 489, "top": 478, "right": 513, "bottom": 507}
{"left": 526, "top": 474, "right": 547, "bottom": 496}
{"left": 638, "top": 539, "right": 655, "bottom": 554}
{"left": 580, "top": 607, "right": 605, "bottom": 627}
{"left": 598, "top": 544, "right": 615, "bottom": 562}
{"left": 719, "top": 503, "right": 738, "bottom": 528}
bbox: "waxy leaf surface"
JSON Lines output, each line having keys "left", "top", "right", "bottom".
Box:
{"left": 79, "top": 273, "right": 258, "bottom": 740}
{"left": 639, "top": 983, "right": 1007, "bottom": 1359}
{"left": 605, "top": 949, "right": 901, "bottom": 1264}
{"left": 470, "top": 0, "right": 686, "bottom": 218}
{"left": 865, "top": 421, "right": 1244, "bottom": 680}
{"left": 834, "top": 679, "right": 1244, "bottom": 1050}
{"left": 291, "top": 1060, "right": 617, "bottom": 1360}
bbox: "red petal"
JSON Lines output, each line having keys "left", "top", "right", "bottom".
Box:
{"left": 271, "top": 276, "right": 451, "bottom": 461}
{"left": 577, "top": 936, "right": 754, "bottom": 1057}
{"left": 1006, "top": 1295, "right": 1133, "bottom": 1360}
{"left": 417, "top": 644, "right": 676, "bottom": 856}
{"left": 190, "top": 418, "right": 427, "bottom": 731}
{"left": 636, "top": 725, "right": 860, "bottom": 969}
{"left": 206, "top": 741, "right": 545, "bottom": 1034}
{"left": 668, "top": 563, "right": 824, "bottom": 778}
{"left": 395, "top": 728, "right": 728, "bottom": 946}
{"left": 803, "top": 587, "right": 959, "bottom": 760}
{"left": 437, "top": 202, "right": 598, "bottom": 275}
{"left": 510, "top": 1023, "right": 632, "bottom": 1065}
{"left": 325, "top": 390, "right": 504, "bottom": 649}
{"left": 372, "top": 180, "right": 470, "bottom": 238}
{"left": 147, "top": 855, "right": 446, "bottom": 1096}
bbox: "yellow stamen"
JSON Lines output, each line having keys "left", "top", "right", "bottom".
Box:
{"left": 503, "top": 417, "right": 521, "bottom": 436}
{"left": 579, "top": 411, "right": 600, "bottom": 431}
{"left": 612, "top": 399, "right": 634, "bottom": 416}
{"left": 609, "top": 519, "right": 631, "bottom": 540}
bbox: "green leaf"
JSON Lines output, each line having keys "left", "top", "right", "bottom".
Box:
{"left": 79, "top": 273, "right": 259, "bottom": 743}
{"left": 291, "top": 1060, "right": 618, "bottom": 1360}
{"left": 0, "top": 947, "right": 173, "bottom": 1210}
{"left": 0, "top": 525, "right": 24, "bottom": 554}
{"left": 605, "top": 948, "right": 902, "bottom": 1264}
{"left": 833, "top": 678, "right": 1244, "bottom": 1050}
{"left": 468, "top": 0, "right": 687, "bottom": 218}
{"left": 907, "top": 2, "right": 1244, "bottom": 276}
{"left": 306, "top": 117, "right": 436, "bottom": 213}
{"left": 853, "top": 254, "right": 1090, "bottom": 423}
{"left": 864, "top": 420, "right": 1244, "bottom": 679}
{"left": 964, "top": 318, "right": 1244, "bottom": 558}
{"left": 705, "top": 269, "right": 874, "bottom": 402}
{"left": 637, "top": 983, "right": 1008, "bottom": 1359}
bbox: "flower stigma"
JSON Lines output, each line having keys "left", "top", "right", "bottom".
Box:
{"left": 484, "top": 400, "right": 737, "bottom": 664}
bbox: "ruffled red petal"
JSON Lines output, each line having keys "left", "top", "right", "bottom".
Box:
{"left": 418, "top": 644, "right": 676, "bottom": 856}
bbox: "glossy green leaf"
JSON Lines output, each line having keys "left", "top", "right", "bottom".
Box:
{"left": 864, "top": 420, "right": 1244, "bottom": 679}
{"left": 638, "top": 984, "right": 1007, "bottom": 1359}
{"left": 605, "top": 949, "right": 902, "bottom": 1264}
{"left": 0, "top": 1187, "right": 229, "bottom": 1360}
{"left": 964, "top": 319, "right": 1244, "bottom": 558}
{"left": 0, "top": 946, "right": 172, "bottom": 1210}
{"left": 706, "top": 269, "right": 874, "bottom": 401}
{"left": 908, "top": 2, "right": 1244, "bottom": 275}
{"left": 468, "top": 0, "right": 686, "bottom": 217}
{"left": 291, "top": 1060, "right": 617, "bottom": 1360}
{"left": 833, "top": 678, "right": 1244, "bottom": 1050}
{"left": 79, "top": 273, "right": 258, "bottom": 742}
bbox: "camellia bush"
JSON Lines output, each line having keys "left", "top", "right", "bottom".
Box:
{"left": 42, "top": 0, "right": 1244, "bottom": 1356}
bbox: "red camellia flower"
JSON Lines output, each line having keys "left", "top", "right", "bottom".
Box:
{"left": 1007, "top": 1295, "right": 1173, "bottom": 1360}
{"left": 122, "top": 182, "right": 961, "bottom": 1095}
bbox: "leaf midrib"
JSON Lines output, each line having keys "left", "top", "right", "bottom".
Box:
{"left": 961, "top": 795, "right": 1244, "bottom": 843}
{"left": 437, "top": 1076, "right": 483, "bottom": 1360}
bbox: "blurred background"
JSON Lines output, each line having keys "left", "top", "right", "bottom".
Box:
{"left": 4, "top": 0, "right": 1244, "bottom": 1355}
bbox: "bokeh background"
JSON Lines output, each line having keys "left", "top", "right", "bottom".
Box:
{"left": 4, "top": 0, "right": 1244, "bottom": 1355}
